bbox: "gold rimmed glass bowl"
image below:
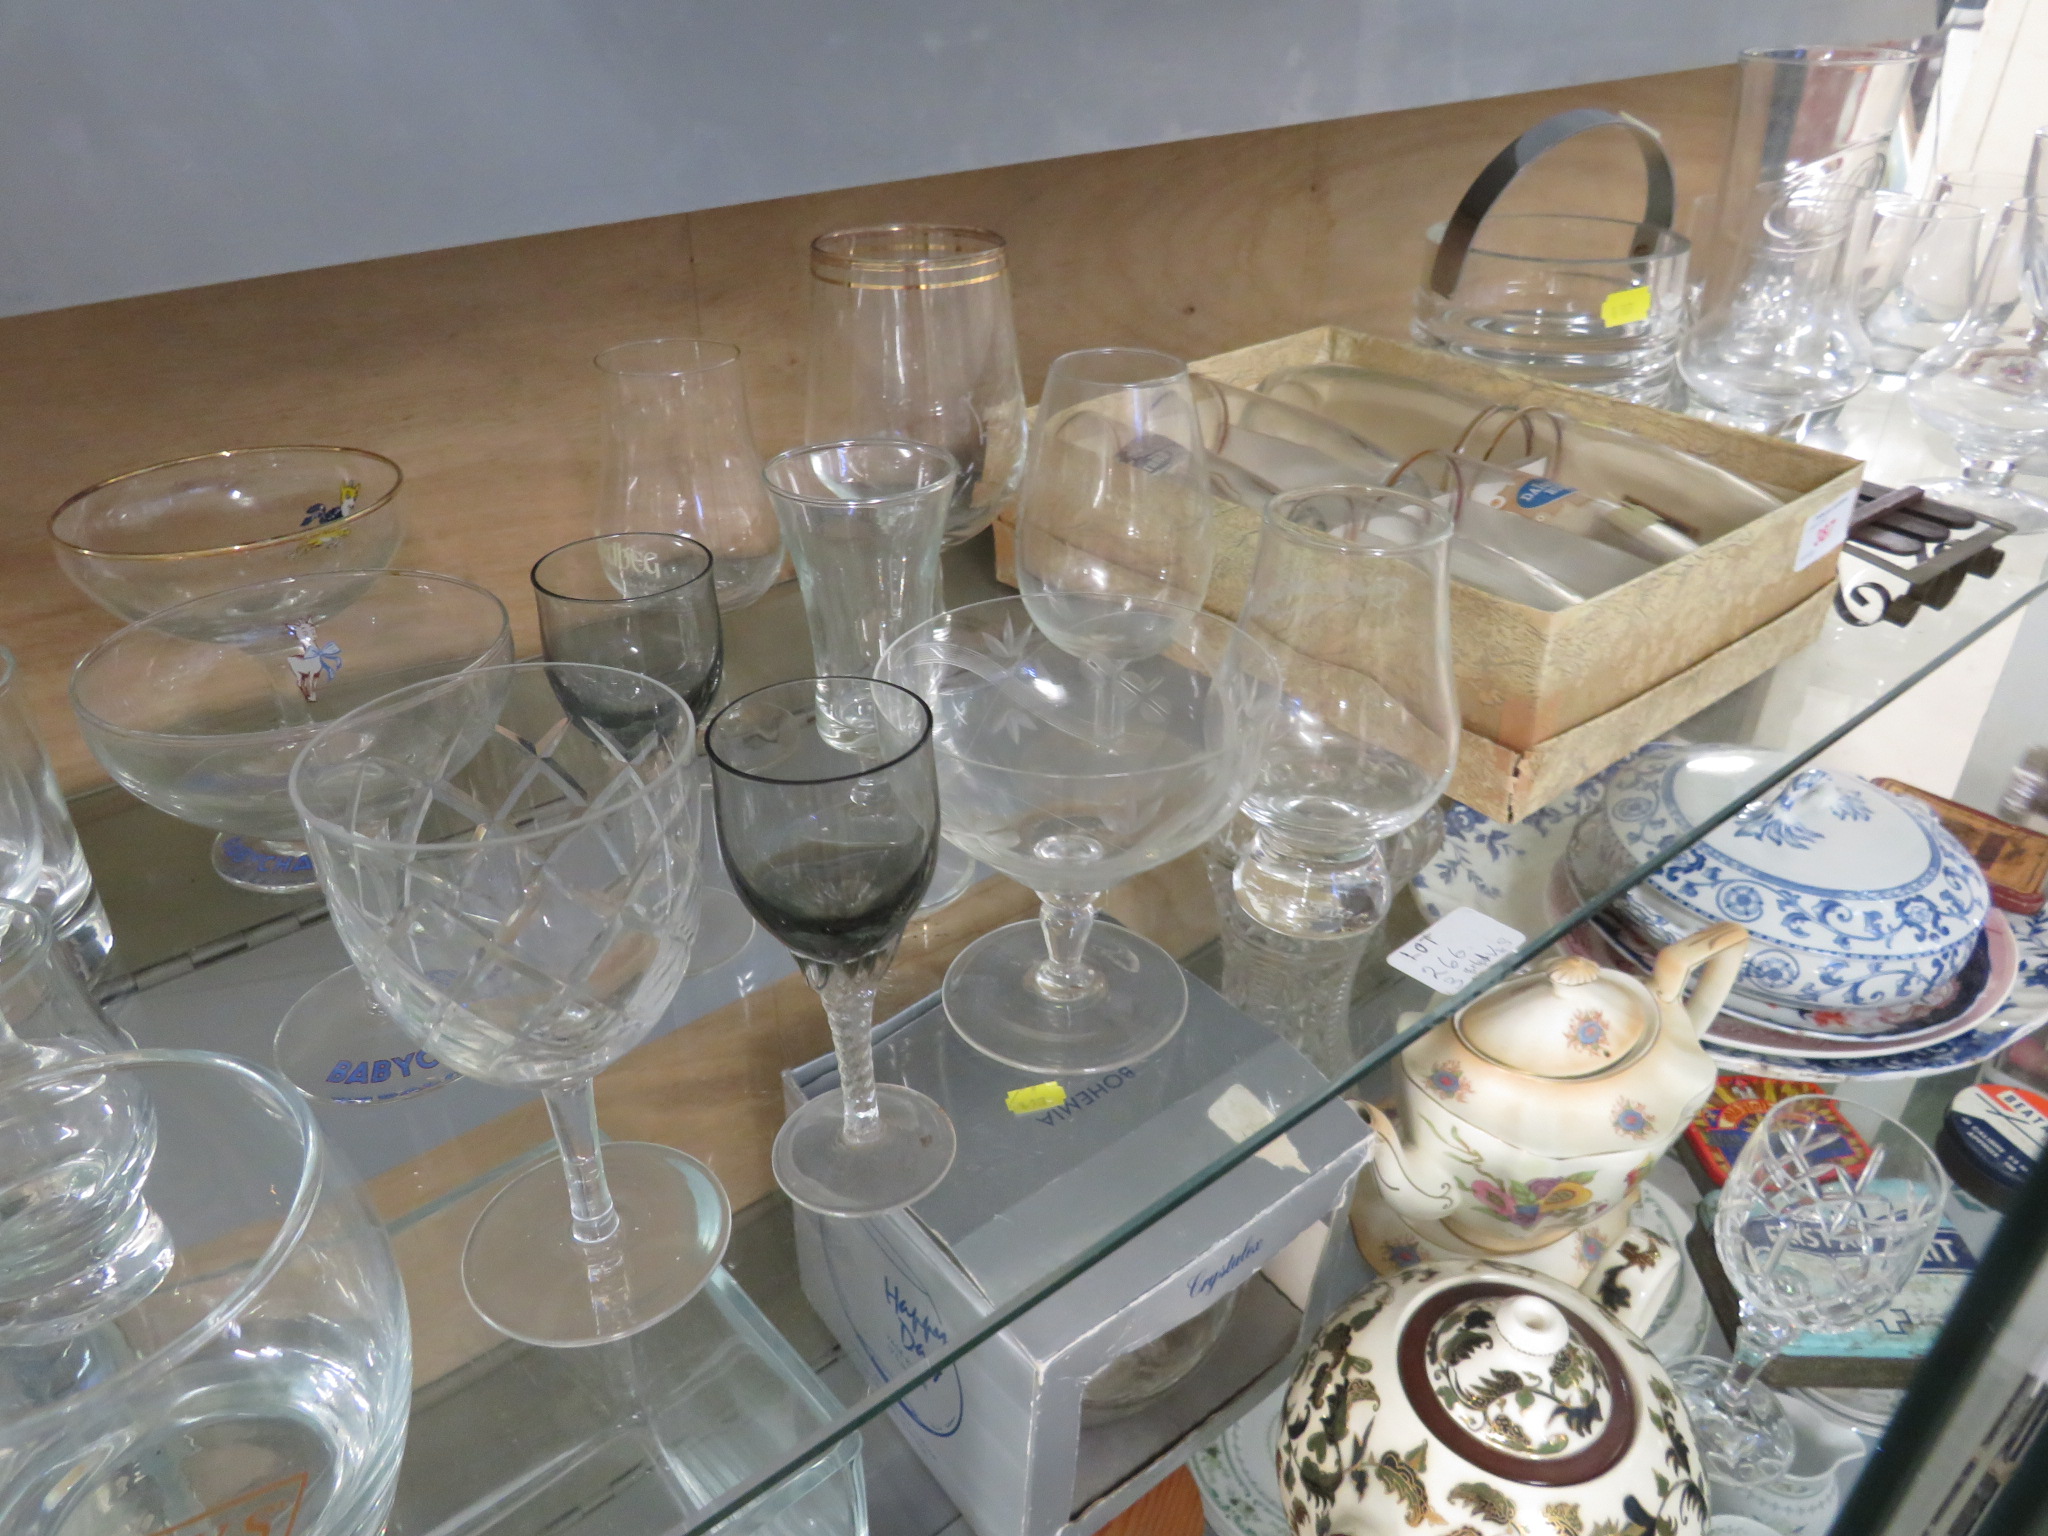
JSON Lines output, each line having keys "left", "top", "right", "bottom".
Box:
{"left": 50, "top": 446, "right": 405, "bottom": 622}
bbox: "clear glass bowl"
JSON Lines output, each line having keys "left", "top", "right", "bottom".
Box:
{"left": 70, "top": 569, "right": 510, "bottom": 891}
{"left": 50, "top": 446, "right": 405, "bottom": 621}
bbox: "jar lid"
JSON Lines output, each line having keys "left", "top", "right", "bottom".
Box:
{"left": 1940, "top": 1083, "right": 2047, "bottom": 1210}
{"left": 1398, "top": 1280, "right": 1636, "bottom": 1484}
{"left": 1453, "top": 957, "right": 1657, "bottom": 1079}
{"left": 1602, "top": 747, "right": 1988, "bottom": 970}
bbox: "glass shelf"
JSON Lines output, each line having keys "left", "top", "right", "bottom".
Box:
{"left": 91, "top": 426, "right": 2048, "bottom": 1536}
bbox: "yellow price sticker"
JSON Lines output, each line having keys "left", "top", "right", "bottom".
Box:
{"left": 1005, "top": 1081, "right": 1068, "bottom": 1114}
{"left": 1600, "top": 286, "right": 1654, "bottom": 327}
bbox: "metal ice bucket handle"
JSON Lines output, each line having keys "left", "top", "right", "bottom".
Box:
{"left": 1427, "top": 108, "right": 1677, "bottom": 299}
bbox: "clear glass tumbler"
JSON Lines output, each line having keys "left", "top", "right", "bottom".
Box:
{"left": 763, "top": 440, "right": 958, "bottom": 753}
{"left": 0, "top": 644, "right": 110, "bottom": 977}
{"left": 1233, "top": 485, "right": 1458, "bottom": 936}
{"left": 1907, "top": 196, "right": 2048, "bottom": 529}
{"left": 597, "top": 338, "right": 785, "bottom": 612}
{"left": 804, "top": 225, "right": 1026, "bottom": 547}
{"left": 0, "top": 1049, "right": 412, "bottom": 1536}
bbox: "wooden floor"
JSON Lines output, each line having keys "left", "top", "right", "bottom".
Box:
{"left": 0, "top": 64, "right": 1739, "bottom": 792}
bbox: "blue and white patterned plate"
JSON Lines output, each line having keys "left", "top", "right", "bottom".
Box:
{"left": 1412, "top": 785, "right": 2048, "bottom": 1082}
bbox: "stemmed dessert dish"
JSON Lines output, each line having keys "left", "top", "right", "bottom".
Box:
{"left": 883, "top": 594, "right": 1278, "bottom": 1075}
{"left": 51, "top": 446, "right": 405, "bottom": 622}
{"left": 70, "top": 569, "right": 513, "bottom": 1104}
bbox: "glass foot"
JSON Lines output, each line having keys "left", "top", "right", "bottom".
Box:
{"left": 918, "top": 843, "right": 977, "bottom": 914}
{"left": 463, "top": 1141, "right": 731, "bottom": 1347}
{"left": 773, "top": 1085, "right": 956, "bottom": 1216}
{"left": 684, "top": 888, "right": 757, "bottom": 978}
{"left": 1668, "top": 1355, "right": 1797, "bottom": 1485}
{"left": 212, "top": 834, "right": 320, "bottom": 894}
{"left": 273, "top": 966, "right": 461, "bottom": 1105}
{"left": 942, "top": 918, "right": 1189, "bottom": 1075}
{"left": 1918, "top": 477, "right": 2048, "bottom": 534}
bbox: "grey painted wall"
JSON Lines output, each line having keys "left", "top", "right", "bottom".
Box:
{"left": 1, "top": 0, "right": 1933, "bottom": 318}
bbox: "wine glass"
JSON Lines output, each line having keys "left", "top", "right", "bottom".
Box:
{"left": 1852, "top": 194, "right": 1984, "bottom": 375}
{"left": 1680, "top": 181, "right": 1874, "bottom": 433}
{"left": 1232, "top": 484, "right": 1458, "bottom": 936}
{"left": 706, "top": 677, "right": 953, "bottom": 1216}
{"left": 1907, "top": 196, "right": 2048, "bottom": 529}
{"left": 1014, "top": 349, "right": 1215, "bottom": 742}
{"left": 70, "top": 569, "right": 512, "bottom": 1107}
{"left": 881, "top": 594, "right": 1279, "bottom": 1075}
{"left": 0, "top": 1050, "right": 411, "bottom": 1536}
{"left": 1669, "top": 1095, "right": 1947, "bottom": 1485}
{"left": 804, "top": 224, "right": 1027, "bottom": 547}
{"left": 596, "top": 338, "right": 784, "bottom": 612}
{"left": 291, "top": 661, "right": 730, "bottom": 1348}
{"left": 532, "top": 532, "right": 758, "bottom": 977}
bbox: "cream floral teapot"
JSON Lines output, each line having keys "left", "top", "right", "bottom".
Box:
{"left": 1353, "top": 923, "right": 1745, "bottom": 1325}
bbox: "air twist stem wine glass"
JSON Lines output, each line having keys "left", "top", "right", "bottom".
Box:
{"left": 706, "top": 677, "right": 954, "bottom": 1216}
{"left": 1668, "top": 1095, "right": 1946, "bottom": 1485}
{"left": 292, "top": 661, "right": 730, "bottom": 1348}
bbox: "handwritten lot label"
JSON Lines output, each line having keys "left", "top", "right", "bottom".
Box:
{"left": 1387, "top": 906, "right": 1525, "bottom": 994}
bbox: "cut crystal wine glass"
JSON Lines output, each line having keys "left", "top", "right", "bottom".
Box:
{"left": 533, "top": 532, "right": 758, "bottom": 976}
{"left": 1907, "top": 196, "right": 2048, "bottom": 529}
{"left": 882, "top": 594, "right": 1278, "bottom": 1075}
{"left": 597, "top": 338, "right": 784, "bottom": 611}
{"left": 804, "top": 225, "right": 1027, "bottom": 547}
{"left": 1232, "top": 484, "right": 1458, "bottom": 936}
{"left": 1668, "top": 1095, "right": 1946, "bottom": 1485}
{"left": 292, "top": 661, "right": 730, "bottom": 1348}
{"left": 706, "top": 677, "right": 953, "bottom": 1216}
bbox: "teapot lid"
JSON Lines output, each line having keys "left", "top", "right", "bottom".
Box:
{"left": 1400, "top": 1280, "right": 1635, "bottom": 1482}
{"left": 1454, "top": 958, "right": 1656, "bottom": 1079}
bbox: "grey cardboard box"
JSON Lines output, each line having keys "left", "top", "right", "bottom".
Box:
{"left": 783, "top": 973, "right": 1372, "bottom": 1536}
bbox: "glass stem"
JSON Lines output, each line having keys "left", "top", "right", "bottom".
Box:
{"left": 1034, "top": 891, "right": 1107, "bottom": 1003}
{"left": 544, "top": 1079, "right": 621, "bottom": 1247}
{"left": 1087, "top": 657, "right": 1127, "bottom": 738}
{"left": 1961, "top": 454, "right": 2022, "bottom": 490}
{"left": 1720, "top": 1302, "right": 1794, "bottom": 1404}
{"left": 816, "top": 959, "right": 886, "bottom": 1146}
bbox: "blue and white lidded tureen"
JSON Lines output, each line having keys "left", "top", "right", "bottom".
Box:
{"left": 1597, "top": 744, "right": 1989, "bottom": 1010}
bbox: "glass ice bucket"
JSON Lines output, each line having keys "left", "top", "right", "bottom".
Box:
{"left": 1413, "top": 109, "right": 1690, "bottom": 403}
{"left": 0, "top": 1050, "right": 411, "bottom": 1536}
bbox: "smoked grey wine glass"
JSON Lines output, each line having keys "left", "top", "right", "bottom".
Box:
{"left": 706, "top": 677, "right": 954, "bottom": 1216}
{"left": 882, "top": 595, "right": 1279, "bottom": 1075}
{"left": 292, "top": 661, "right": 729, "bottom": 1348}
{"left": 532, "top": 531, "right": 757, "bottom": 976}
